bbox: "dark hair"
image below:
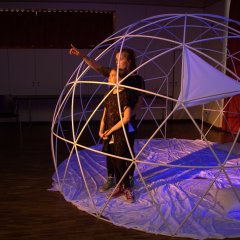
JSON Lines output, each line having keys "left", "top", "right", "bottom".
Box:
{"left": 116, "top": 48, "right": 137, "bottom": 72}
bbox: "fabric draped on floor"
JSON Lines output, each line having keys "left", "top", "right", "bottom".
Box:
{"left": 50, "top": 138, "right": 240, "bottom": 239}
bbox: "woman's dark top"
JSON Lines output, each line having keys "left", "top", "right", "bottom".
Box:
{"left": 123, "top": 74, "right": 145, "bottom": 109}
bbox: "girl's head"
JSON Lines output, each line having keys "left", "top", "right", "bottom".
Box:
{"left": 108, "top": 68, "right": 118, "bottom": 85}
{"left": 115, "top": 48, "right": 137, "bottom": 72}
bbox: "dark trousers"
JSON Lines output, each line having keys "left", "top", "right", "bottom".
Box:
{"left": 126, "top": 131, "right": 135, "bottom": 177}
{"left": 106, "top": 132, "right": 135, "bottom": 177}
{"left": 108, "top": 144, "right": 130, "bottom": 188}
{"left": 106, "top": 154, "right": 114, "bottom": 177}
{"left": 105, "top": 132, "right": 135, "bottom": 186}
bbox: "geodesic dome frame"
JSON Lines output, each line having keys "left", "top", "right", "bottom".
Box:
{"left": 51, "top": 13, "right": 240, "bottom": 239}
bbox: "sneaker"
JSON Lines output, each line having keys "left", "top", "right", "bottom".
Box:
{"left": 124, "top": 188, "right": 134, "bottom": 203}
{"left": 99, "top": 176, "right": 115, "bottom": 192}
{"left": 129, "top": 176, "right": 134, "bottom": 188}
{"left": 109, "top": 185, "right": 124, "bottom": 198}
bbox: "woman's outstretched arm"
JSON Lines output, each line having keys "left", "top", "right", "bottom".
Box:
{"left": 69, "top": 44, "right": 110, "bottom": 76}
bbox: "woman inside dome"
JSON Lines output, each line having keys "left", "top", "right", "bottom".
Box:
{"left": 69, "top": 44, "right": 145, "bottom": 195}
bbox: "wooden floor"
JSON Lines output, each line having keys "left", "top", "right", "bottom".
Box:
{"left": 0, "top": 121, "right": 236, "bottom": 240}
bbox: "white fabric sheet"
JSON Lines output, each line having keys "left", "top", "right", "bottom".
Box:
{"left": 51, "top": 138, "right": 240, "bottom": 239}
{"left": 177, "top": 48, "right": 240, "bottom": 108}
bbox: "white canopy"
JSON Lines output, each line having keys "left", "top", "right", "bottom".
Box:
{"left": 177, "top": 48, "right": 240, "bottom": 108}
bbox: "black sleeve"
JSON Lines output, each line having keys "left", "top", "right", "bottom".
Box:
{"left": 121, "top": 91, "right": 134, "bottom": 111}
{"left": 134, "top": 75, "right": 145, "bottom": 93}
{"left": 125, "top": 75, "right": 145, "bottom": 93}
{"left": 127, "top": 75, "right": 145, "bottom": 105}
{"left": 97, "top": 66, "right": 111, "bottom": 77}
{"left": 139, "top": 76, "right": 145, "bottom": 92}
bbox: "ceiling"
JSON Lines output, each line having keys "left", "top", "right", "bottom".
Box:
{"left": 1, "top": 0, "right": 223, "bottom": 8}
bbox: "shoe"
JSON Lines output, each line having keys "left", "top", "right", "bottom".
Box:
{"left": 124, "top": 188, "right": 134, "bottom": 203}
{"left": 99, "top": 176, "right": 115, "bottom": 192}
{"left": 109, "top": 185, "right": 124, "bottom": 198}
{"left": 129, "top": 176, "right": 134, "bottom": 188}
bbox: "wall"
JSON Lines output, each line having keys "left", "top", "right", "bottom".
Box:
{"left": 0, "top": 1, "right": 227, "bottom": 122}
{"left": 171, "top": 0, "right": 229, "bottom": 126}
{"left": 202, "top": 0, "right": 230, "bottom": 128}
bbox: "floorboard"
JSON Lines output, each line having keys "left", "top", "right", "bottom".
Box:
{"left": 0, "top": 121, "right": 236, "bottom": 240}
